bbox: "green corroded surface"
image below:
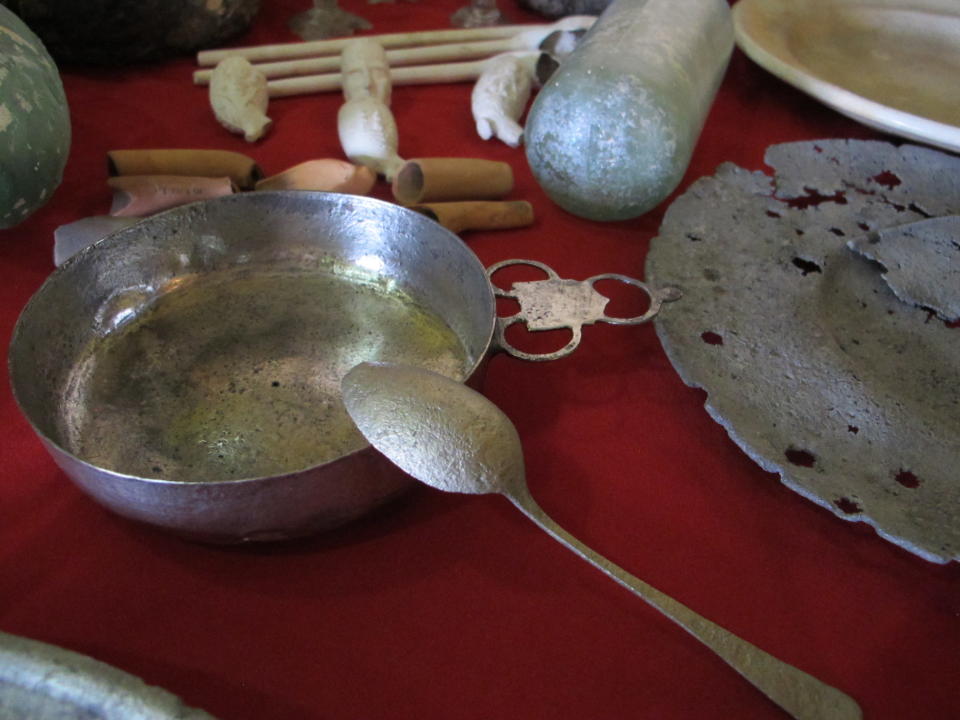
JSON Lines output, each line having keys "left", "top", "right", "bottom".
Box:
{"left": 0, "top": 4, "right": 70, "bottom": 229}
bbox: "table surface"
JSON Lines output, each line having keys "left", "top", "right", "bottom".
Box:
{"left": 2, "top": 1, "right": 958, "bottom": 718}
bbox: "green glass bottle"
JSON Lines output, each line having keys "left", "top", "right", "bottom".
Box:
{"left": 525, "top": 0, "right": 733, "bottom": 221}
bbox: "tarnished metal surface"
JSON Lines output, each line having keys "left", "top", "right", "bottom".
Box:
{"left": 0, "top": 631, "right": 215, "bottom": 719}
{"left": 487, "top": 259, "right": 680, "bottom": 361}
{"left": 341, "top": 362, "right": 862, "bottom": 719}
{"left": 10, "top": 191, "right": 663, "bottom": 543}
{"left": 848, "top": 215, "right": 960, "bottom": 322}
{"left": 10, "top": 192, "right": 496, "bottom": 542}
{"left": 645, "top": 139, "right": 960, "bottom": 563}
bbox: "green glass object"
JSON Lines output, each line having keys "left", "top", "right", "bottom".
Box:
{"left": 525, "top": 0, "right": 733, "bottom": 221}
{"left": 0, "top": 4, "right": 70, "bottom": 229}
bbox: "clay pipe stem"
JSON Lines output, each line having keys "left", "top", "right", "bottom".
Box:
{"left": 392, "top": 158, "right": 514, "bottom": 205}
{"left": 199, "top": 24, "right": 541, "bottom": 66}
{"left": 53, "top": 216, "right": 139, "bottom": 267}
{"left": 268, "top": 53, "right": 541, "bottom": 99}
{"left": 197, "top": 37, "right": 522, "bottom": 84}
{"left": 106, "top": 149, "right": 262, "bottom": 190}
{"left": 196, "top": 20, "right": 592, "bottom": 66}
{"left": 107, "top": 175, "right": 236, "bottom": 218}
{"left": 194, "top": 17, "right": 596, "bottom": 84}
{"left": 410, "top": 201, "right": 534, "bottom": 233}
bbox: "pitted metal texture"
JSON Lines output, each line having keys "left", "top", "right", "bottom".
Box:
{"left": 646, "top": 139, "right": 960, "bottom": 563}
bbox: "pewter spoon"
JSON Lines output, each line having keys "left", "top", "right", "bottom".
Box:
{"left": 341, "top": 362, "right": 862, "bottom": 720}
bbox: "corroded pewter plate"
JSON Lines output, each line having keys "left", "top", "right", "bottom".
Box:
{"left": 0, "top": 631, "right": 215, "bottom": 718}
{"left": 645, "top": 139, "right": 960, "bottom": 563}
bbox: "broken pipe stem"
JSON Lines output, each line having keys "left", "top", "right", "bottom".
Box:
{"left": 392, "top": 157, "right": 513, "bottom": 205}
{"left": 410, "top": 200, "right": 534, "bottom": 233}
{"left": 108, "top": 175, "right": 235, "bottom": 217}
{"left": 107, "top": 149, "right": 262, "bottom": 190}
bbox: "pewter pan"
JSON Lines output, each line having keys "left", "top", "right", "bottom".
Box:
{"left": 10, "top": 192, "right": 671, "bottom": 543}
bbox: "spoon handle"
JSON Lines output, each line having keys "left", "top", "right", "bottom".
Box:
{"left": 507, "top": 490, "right": 861, "bottom": 720}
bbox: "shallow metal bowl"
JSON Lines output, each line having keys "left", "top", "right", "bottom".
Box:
{"left": 10, "top": 192, "right": 496, "bottom": 542}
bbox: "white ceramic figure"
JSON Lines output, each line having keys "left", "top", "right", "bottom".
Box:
{"left": 471, "top": 51, "right": 539, "bottom": 147}
{"left": 337, "top": 97, "right": 404, "bottom": 180}
{"left": 209, "top": 56, "right": 272, "bottom": 142}
{"left": 341, "top": 38, "right": 393, "bottom": 104}
{"left": 337, "top": 38, "right": 405, "bottom": 180}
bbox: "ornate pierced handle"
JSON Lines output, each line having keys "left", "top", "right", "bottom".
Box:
{"left": 486, "top": 259, "right": 682, "bottom": 362}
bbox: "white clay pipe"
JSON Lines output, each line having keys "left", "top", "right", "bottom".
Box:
{"left": 208, "top": 56, "right": 272, "bottom": 142}
{"left": 192, "top": 17, "right": 595, "bottom": 84}
{"left": 471, "top": 52, "right": 540, "bottom": 147}
{"left": 268, "top": 50, "right": 543, "bottom": 99}
{"left": 337, "top": 39, "right": 405, "bottom": 181}
{"left": 196, "top": 17, "right": 595, "bottom": 66}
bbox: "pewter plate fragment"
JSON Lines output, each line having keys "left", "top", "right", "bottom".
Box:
{"left": 848, "top": 215, "right": 960, "bottom": 322}
{"left": 0, "top": 631, "right": 215, "bottom": 719}
{"left": 645, "top": 139, "right": 960, "bottom": 563}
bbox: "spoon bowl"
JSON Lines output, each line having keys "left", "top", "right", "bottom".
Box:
{"left": 342, "top": 361, "right": 862, "bottom": 720}
{"left": 341, "top": 361, "right": 526, "bottom": 497}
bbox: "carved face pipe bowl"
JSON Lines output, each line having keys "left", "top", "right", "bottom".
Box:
{"left": 340, "top": 38, "right": 392, "bottom": 104}
{"left": 9, "top": 192, "right": 673, "bottom": 543}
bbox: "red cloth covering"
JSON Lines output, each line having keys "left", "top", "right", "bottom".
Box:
{"left": 1, "top": 2, "right": 957, "bottom": 719}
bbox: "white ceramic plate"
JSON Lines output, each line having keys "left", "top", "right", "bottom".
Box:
{"left": 733, "top": 0, "right": 960, "bottom": 153}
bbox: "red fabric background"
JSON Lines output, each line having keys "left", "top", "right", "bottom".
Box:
{"left": 1, "top": 1, "right": 957, "bottom": 718}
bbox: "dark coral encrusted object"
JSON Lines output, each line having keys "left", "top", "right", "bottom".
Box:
{"left": 517, "top": 0, "right": 611, "bottom": 19}
{"left": 288, "top": 0, "right": 371, "bottom": 41}
{"left": 5, "top": 0, "right": 261, "bottom": 64}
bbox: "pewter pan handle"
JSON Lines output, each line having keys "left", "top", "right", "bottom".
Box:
{"left": 486, "top": 259, "right": 682, "bottom": 362}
